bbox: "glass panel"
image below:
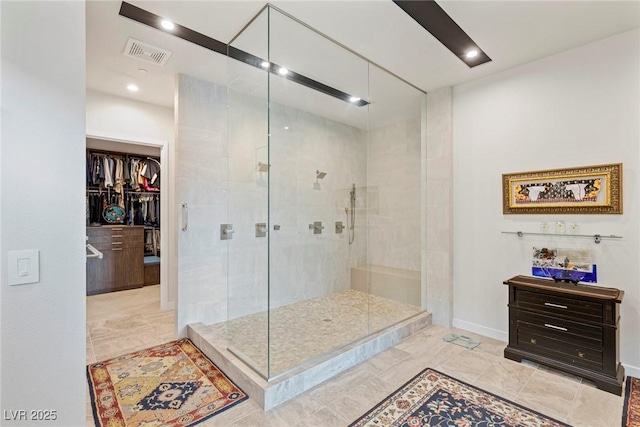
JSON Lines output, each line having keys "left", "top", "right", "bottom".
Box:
{"left": 225, "top": 5, "right": 426, "bottom": 380}
{"left": 366, "top": 65, "right": 424, "bottom": 334}
{"left": 267, "top": 7, "right": 370, "bottom": 377}
{"left": 226, "top": 7, "right": 270, "bottom": 378}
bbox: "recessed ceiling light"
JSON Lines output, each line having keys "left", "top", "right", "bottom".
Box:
{"left": 465, "top": 49, "right": 479, "bottom": 59}
{"left": 138, "top": 68, "right": 148, "bottom": 74}
{"left": 127, "top": 84, "right": 139, "bottom": 92}
{"left": 284, "top": 126, "right": 289, "bottom": 130}
{"left": 161, "top": 19, "right": 175, "bottom": 31}
{"left": 349, "top": 96, "right": 361, "bottom": 103}
{"left": 278, "top": 67, "right": 288, "bottom": 75}
{"left": 260, "top": 61, "right": 270, "bottom": 68}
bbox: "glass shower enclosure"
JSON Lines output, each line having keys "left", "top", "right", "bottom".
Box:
{"left": 224, "top": 5, "right": 424, "bottom": 380}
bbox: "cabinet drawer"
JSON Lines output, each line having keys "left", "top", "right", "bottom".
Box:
{"left": 88, "top": 242, "right": 116, "bottom": 251}
{"left": 517, "top": 329, "right": 603, "bottom": 371}
{"left": 110, "top": 239, "right": 143, "bottom": 249}
{"left": 115, "top": 227, "right": 143, "bottom": 235}
{"left": 516, "top": 289, "right": 603, "bottom": 323}
{"left": 517, "top": 310, "right": 602, "bottom": 347}
{"left": 87, "top": 227, "right": 112, "bottom": 234}
{"left": 87, "top": 235, "right": 112, "bottom": 244}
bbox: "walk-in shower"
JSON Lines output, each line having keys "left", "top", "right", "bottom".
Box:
{"left": 185, "top": 4, "right": 427, "bottom": 408}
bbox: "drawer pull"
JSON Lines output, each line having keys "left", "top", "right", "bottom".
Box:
{"left": 112, "top": 234, "right": 123, "bottom": 238}
{"left": 112, "top": 248, "right": 123, "bottom": 251}
{"left": 530, "top": 338, "right": 537, "bottom": 344}
{"left": 544, "top": 302, "right": 567, "bottom": 309}
{"left": 577, "top": 351, "right": 585, "bottom": 358}
{"left": 112, "top": 242, "right": 122, "bottom": 245}
{"left": 111, "top": 228, "right": 123, "bottom": 231}
{"left": 544, "top": 323, "right": 568, "bottom": 331}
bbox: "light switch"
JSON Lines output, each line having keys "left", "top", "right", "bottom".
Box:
{"left": 17, "top": 258, "right": 30, "bottom": 276}
{"left": 8, "top": 250, "right": 39, "bottom": 286}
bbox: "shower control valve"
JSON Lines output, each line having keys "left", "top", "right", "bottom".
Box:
{"left": 255, "top": 222, "right": 267, "bottom": 238}
{"left": 220, "top": 224, "right": 234, "bottom": 240}
{"left": 335, "top": 221, "right": 345, "bottom": 234}
{"left": 309, "top": 221, "right": 324, "bottom": 234}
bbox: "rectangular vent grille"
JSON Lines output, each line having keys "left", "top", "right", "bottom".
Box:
{"left": 123, "top": 38, "right": 172, "bottom": 66}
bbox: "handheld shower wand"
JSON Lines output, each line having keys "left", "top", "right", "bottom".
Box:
{"left": 346, "top": 183, "right": 356, "bottom": 245}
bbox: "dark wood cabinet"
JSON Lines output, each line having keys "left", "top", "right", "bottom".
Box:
{"left": 144, "top": 261, "right": 160, "bottom": 286}
{"left": 87, "top": 226, "right": 144, "bottom": 295}
{"left": 504, "top": 275, "right": 624, "bottom": 395}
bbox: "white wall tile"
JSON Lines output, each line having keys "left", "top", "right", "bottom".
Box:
{"left": 425, "top": 86, "right": 454, "bottom": 327}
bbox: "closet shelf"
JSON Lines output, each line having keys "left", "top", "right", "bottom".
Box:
{"left": 501, "top": 231, "right": 622, "bottom": 244}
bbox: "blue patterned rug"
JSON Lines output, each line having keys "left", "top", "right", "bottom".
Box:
{"left": 349, "top": 368, "right": 570, "bottom": 427}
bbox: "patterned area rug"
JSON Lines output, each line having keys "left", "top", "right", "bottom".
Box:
{"left": 623, "top": 377, "right": 640, "bottom": 427}
{"left": 349, "top": 368, "right": 569, "bottom": 427}
{"left": 87, "top": 338, "right": 247, "bottom": 427}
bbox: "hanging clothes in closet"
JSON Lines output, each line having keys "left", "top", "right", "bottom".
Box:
{"left": 86, "top": 150, "right": 161, "bottom": 226}
{"left": 87, "top": 152, "right": 160, "bottom": 192}
{"left": 127, "top": 193, "right": 160, "bottom": 226}
{"left": 144, "top": 228, "right": 161, "bottom": 256}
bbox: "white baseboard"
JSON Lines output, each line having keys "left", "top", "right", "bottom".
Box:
{"left": 452, "top": 318, "right": 508, "bottom": 342}
{"left": 624, "top": 363, "right": 640, "bottom": 378}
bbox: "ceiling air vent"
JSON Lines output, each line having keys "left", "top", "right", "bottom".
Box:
{"left": 123, "top": 38, "right": 172, "bottom": 66}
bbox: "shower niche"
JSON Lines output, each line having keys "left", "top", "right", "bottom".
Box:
{"left": 185, "top": 4, "right": 429, "bottom": 409}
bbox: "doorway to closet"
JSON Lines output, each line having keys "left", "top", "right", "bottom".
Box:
{"left": 86, "top": 138, "right": 161, "bottom": 294}
{"left": 85, "top": 136, "right": 176, "bottom": 366}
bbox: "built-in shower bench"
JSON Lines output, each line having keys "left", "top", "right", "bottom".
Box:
{"left": 351, "top": 264, "right": 421, "bottom": 305}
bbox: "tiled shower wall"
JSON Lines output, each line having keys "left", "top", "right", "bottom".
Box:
{"left": 425, "top": 86, "right": 453, "bottom": 327}
{"left": 267, "top": 102, "right": 368, "bottom": 310}
{"left": 177, "top": 74, "right": 368, "bottom": 333}
{"left": 176, "top": 74, "right": 230, "bottom": 336}
{"left": 367, "top": 117, "right": 422, "bottom": 271}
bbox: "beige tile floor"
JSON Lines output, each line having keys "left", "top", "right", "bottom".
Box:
{"left": 86, "top": 285, "right": 176, "bottom": 426}
{"left": 86, "top": 286, "right": 625, "bottom": 427}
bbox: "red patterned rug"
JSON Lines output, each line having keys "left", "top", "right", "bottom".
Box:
{"left": 624, "top": 377, "right": 640, "bottom": 427}
{"left": 349, "top": 368, "right": 569, "bottom": 427}
{"left": 87, "top": 338, "right": 247, "bottom": 427}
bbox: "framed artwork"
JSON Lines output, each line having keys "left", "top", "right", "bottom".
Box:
{"left": 502, "top": 163, "right": 622, "bottom": 214}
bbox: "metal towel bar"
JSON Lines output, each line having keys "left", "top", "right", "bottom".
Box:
{"left": 86, "top": 244, "right": 103, "bottom": 259}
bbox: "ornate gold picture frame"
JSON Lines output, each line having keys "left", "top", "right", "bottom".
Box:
{"left": 502, "top": 163, "right": 622, "bottom": 214}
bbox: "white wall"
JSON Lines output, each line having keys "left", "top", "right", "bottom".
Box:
{"left": 453, "top": 29, "right": 640, "bottom": 376}
{"left": 86, "top": 90, "right": 173, "bottom": 144}
{"left": 1, "top": 1, "right": 86, "bottom": 424}
{"left": 86, "top": 90, "right": 177, "bottom": 310}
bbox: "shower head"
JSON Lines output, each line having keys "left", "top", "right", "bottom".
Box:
{"left": 316, "top": 170, "right": 327, "bottom": 179}
{"left": 258, "top": 162, "right": 269, "bottom": 172}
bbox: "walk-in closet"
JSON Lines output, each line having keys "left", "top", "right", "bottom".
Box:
{"left": 85, "top": 138, "right": 162, "bottom": 295}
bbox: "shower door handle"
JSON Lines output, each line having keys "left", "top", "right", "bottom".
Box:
{"left": 181, "top": 203, "right": 188, "bottom": 231}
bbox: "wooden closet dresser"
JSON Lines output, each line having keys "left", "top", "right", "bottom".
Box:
{"left": 86, "top": 225, "right": 144, "bottom": 295}
{"left": 504, "top": 275, "right": 624, "bottom": 395}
